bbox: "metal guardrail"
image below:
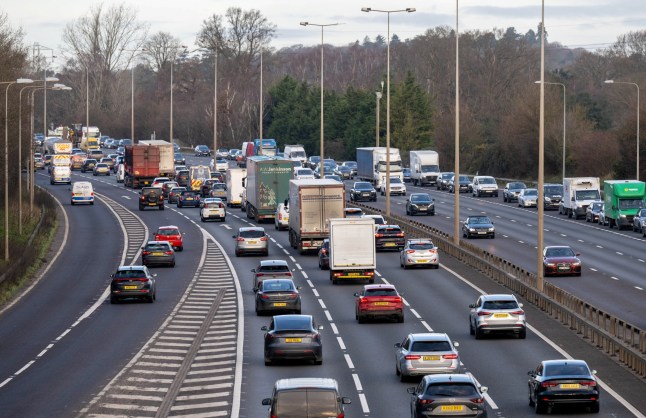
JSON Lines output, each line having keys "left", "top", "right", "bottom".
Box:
{"left": 353, "top": 201, "right": 646, "bottom": 378}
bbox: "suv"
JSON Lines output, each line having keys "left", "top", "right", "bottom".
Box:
{"left": 139, "top": 187, "right": 165, "bottom": 211}
{"left": 262, "top": 378, "right": 351, "bottom": 418}
{"left": 472, "top": 175, "right": 499, "bottom": 197}
{"left": 437, "top": 172, "right": 455, "bottom": 190}
{"left": 375, "top": 224, "right": 406, "bottom": 251}
{"left": 380, "top": 176, "right": 407, "bottom": 196}
{"left": 350, "top": 181, "right": 377, "bottom": 202}
{"left": 407, "top": 374, "right": 488, "bottom": 418}
{"left": 110, "top": 265, "right": 156, "bottom": 304}
{"left": 233, "top": 226, "right": 269, "bottom": 256}
{"left": 176, "top": 170, "right": 190, "bottom": 187}
{"left": 469, "top": 293, "right": 526, "bottom": 339}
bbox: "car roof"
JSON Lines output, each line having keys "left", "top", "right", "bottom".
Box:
{"left": 239, "top": 226, "right": 265, "bottom": 232}
{"left": 146, "top": 240, "right": 172, "bottom": 246}
{"left": 542, "top": 359, "right": 589, "bottom": 367}
{"left": 421, "top": 373, "right": 476, "bottom": 384}
{"left": 408, "top": 332, "right": 450, "bottom": 342}
{"left": 156, "top": 225, "right": 179, "bottom": 230}
{"left": 363, "top": 284, "right": 396, "bottom": 291}
{"left": 377, "top": 224, "right": 401, "bottom": 229}
{"left": 274, "top": 377, "right": 339, "bottom": 391}
{"left": 116, "top": 265, "right": 147, "bottom": 271}
{"left": 262, "top": 278, "right": 295, "bottom": 285}
{"left": 260, "top": 259, "right": 289, "bottom": 267}
{"left": 545, "top": 245, "right": 572, "bottom": 250}
{"left": 407, "top": 238, "right": 433, "bottom": 244}
{"left": 480, "top": 294, "right": 517, "bottom": 301}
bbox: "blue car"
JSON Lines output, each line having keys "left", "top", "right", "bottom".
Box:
{"left": 402, "top": 167, "right": 411, "bottom": 182}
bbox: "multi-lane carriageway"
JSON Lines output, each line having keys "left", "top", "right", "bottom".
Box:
{"left": 0, "top": 159, "right": 644, "bottom": 417}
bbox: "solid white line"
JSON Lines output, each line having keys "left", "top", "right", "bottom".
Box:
{"left": 352, "top": 373, "right": 362, "bottom": 390}
{"left": 358, "top": 393, "right": 370, "bottom": 413}
{"left": 337, "top": 337, "right": 346, "bottom": 350}
{"left": 345, "top": 355, "right": 355, "bottom": 369}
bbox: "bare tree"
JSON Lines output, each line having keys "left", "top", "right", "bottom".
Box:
{"left": 144, "top": 31, "right": 184, "bottom": 72}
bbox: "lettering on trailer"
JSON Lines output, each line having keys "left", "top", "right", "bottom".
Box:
{"left": 259, "top": 166, "right": 292, "bottom": 174}
{"left": 301, "top": 194, "right": 344, "bottom": 201}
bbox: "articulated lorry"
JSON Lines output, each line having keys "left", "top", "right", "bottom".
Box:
{"left": 124, "top": 145, "right": 160, "bottom": 188}
{"left": 603, "top": 180, "right": 646, "bottom": 229}
{"left": 139, "top": 140, "right": 175, "bottom": 178}
{"left": 559, "top": 177, "right": 601, "bottom": 219}
{"left": 356, "top": 147, "right": 404, "bottom": 190}
{"left": 244, "top": 156, "right": 293, "bottom": 222}
{"left": 328, "top": 218, "right": 376, "bottom": 284}
{"left": 288, "top": 179, "right": 345, "bottom": 254}
{"left": 225, "top": 167, "right": 246, "bottom": 207}
{"left": 409, "top": 150, "right": 441, "bottom": 186}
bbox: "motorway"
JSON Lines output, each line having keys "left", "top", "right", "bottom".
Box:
{"left": 0, "top": 154, "right": 644, "bottom": 417}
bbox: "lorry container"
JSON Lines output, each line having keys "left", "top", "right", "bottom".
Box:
{"left": 603, "top": 180, "right": 646, "bottom": 229}
{"left": 409, "top": 150, "right": 441, "bottom": 186}
{"left": 226, "top": 167, "right": 247, "bottom": 207}
{"left": 288, "top": 179, "right": 345, "bottom": 254}
{"left": 284, "top": 144, "right": 307, "bottom": 164}
{"left": 328, "top": 217, "right": 376, "bottom": 284}
{"left": 559, "top": 177, "right": 601, "bottom": 219}
{"left": 356, "top": 147, "right": 404, "bottom": 190}
{"left": 124, "top": 144, "right": 160, "bottom": 188}
{"left": 244, "top": 156, "right": 294, "bottom": 222}
{"left": 139, "top": 140, "right": 175, "bottom": 178}
{"left": 238, "top": 141, "right": 255, "bottom": 168}
{"left": 189, "top": 165, "right": 212, "bottom": 192}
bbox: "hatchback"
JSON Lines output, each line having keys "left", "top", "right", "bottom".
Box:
{"left": 395, "top": 333, "right": 461, "bottom": 381}
{"left": 161, "top": 181, "right": 179, "bottom": 199}
{"left": 400, "top": 239, "right": 439, "bottom": 269}
{"left": 34, "top": 158, "right": 45, "bottom": 170}
{"left": 275, "top": 202, "right": 289, "bottom": 230}
{"left": 154, "top": 225, "right": 183, "bottom": 251}
{"left": 255, "top": 279, "right": 301, "bottom": 315}
{"left": 176, "top": 170, "right": 190, "bottom": 187}
{"left": 141, "top": 241, "right": 175, "bottom": 268}
{"left": 110, "top": 265, "right": 156, "bottom": 304}
{"left": 469, "top": 294, "right": 526, "bottom": 339}
{"left": 518, "top": 188, "right": 538, "bottom": 208}
{"left": 81, "top": 158, "right": 97, "bottom": 173}
{"left": 234, "top": 227, "right": 269, "bottom": 256}
{"left": 408, "top": 373, "right": 488, "bottom": 418}
{"left": 200, "top": 198, "right": 226, "bottom": 222}
{"left": 93, "top": 163, "right": 110, "bottom": 176}
{"left": 355, "top": 284, "right": 404, "bottom": 323}
{"left": 194, "top": 144, "right": 211, "bottom": 156}
{"left": 375, "top": 224, "right": 406, "bottom": 251}
{"left": 177, "top": 190, "right": 201, "bottom": 208}
{"left": 261, "top": 315, "right": 323, "bottom": 365}
{"left": 168, "top": 186, "right": 186, "bottom": 204}
{"left": 317, "top": 239, "right": 330, "bottom": 270}
{"left": 586, "top": 200, "right": 604, "bottom": 223}
{"left": 208, "top": 182, "right": 227, "bottom": 200}
{"left": 252, "top": 260, "right": 292, "bottom": 290}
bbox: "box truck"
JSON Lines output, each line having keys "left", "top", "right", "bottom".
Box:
{"left": 328, "top": 218, "right": 376, "bottom": 284}
{"left": 284, "top": 144, "right": 307, "bottom": 164}
{"left": 226, "top": 167, "right": 247, "bottom": 207}
{"left": 356, "top": 147, "right": 404, "bottom": 190}
{"left": 124, "top": 145, "right": 160, "bottom": 188}
{"left": 244, "top": 156, "right": 294, "bottom": 222}
{"left": 603, "top": 180, "right": 646, "bottom": 229}
{"left": 409, "top": 150, "right": 441, "bottom": 186}
{"left": 559, "top": 177, "right": 601, "bottom": 219}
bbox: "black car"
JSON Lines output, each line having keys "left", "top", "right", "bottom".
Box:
{"left": 174, "top": 152, "right": 185, "bottom": 165}
{"left": 141, "top": 241, "right": 176, "bottom": 268}
{"left": 375, "top": 224, "right": 406, "bottom": 251}
{"left": 139, "top": 187, "right": 165, "bottom": 211}
{"left": 318, "top": 238, "right": 330, "bottom": 269}
{"left": 462, "top": 216, "right": 495, "bottom": 239}
{"left": 110, "top": 265, "right": 156, "bottom": 304}
{"left": 406, "top": 193, "right": 435, "bottom": 216}
{"left": 261, "top": 315, "right": 323, "bottom": 365}
{"left": 176, "top": 170, "right": 190, "bottom": 187}
{"left": 194, "top": 145, "right": 211, "bottom": 156}
{"left": 334, "top": 165, "right": 353, "bottom": 179}
{"left": 408, "top": 374, "right": 488, "bottom": 418}
{"left": 255, "top": 279, "right": 302, "bottom": 315}
{"left": 544, "top": 183, "right": 563, "bottom": 210}
{"left": 350, "top": 181, "right": 377, "bottom": 202}
{"left": 81, "top": 158, "right": 98, "bottom": 173}
{"left": 177, "top": 190, "right": 201, "bottom": 208}
{"left": 528, "top": 359, "right": 599, "bottom": 414}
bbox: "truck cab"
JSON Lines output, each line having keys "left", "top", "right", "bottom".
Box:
{"left": 560, "top": 177, "right": 601, "bottom": 219}
{"left": 603, "top": 180, "right": 646, "bottom": 229}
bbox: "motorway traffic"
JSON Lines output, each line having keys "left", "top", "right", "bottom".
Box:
{"left": 0, "top": 151, "right": 645, "bottom": 417}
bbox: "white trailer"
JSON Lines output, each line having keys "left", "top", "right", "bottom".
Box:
{"left": 139, "top": 140, "right": 175, "bottom": 178}
{"left": 409, "top": 150, "right": 441, "bottom": 186}
{"left": 356, "top": 147, "right": 404, "bottom": 190}
{"left": 559, "top": 177, "right": 601, "bottom": 219}
{"left": 328, "top": 218, "right": 376, "bottom": 284}
{"left": 226, "top": 167, "right": 247, "bottom": 207}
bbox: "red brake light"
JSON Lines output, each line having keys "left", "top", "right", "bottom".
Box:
{"left": 142, "top": 251, "right": 151, "bottom": 255}
{"left": 478, "top": 311, "right": 492, "bottom": 316}
{"left": 405, "top": 355, "right": 421, "bottom": 360}
{"left": 236, "top": 237, "right": 245, "bottom": 241}
{"left": 261, "top": 294, "right": 270, "bottom": 299}
{"left": 419, "top": 399, "right": 434, "bottom": 405}
{"left": 256, "top": 273, "right": 265, "bottom": 277}
{"left": 580, "top": 381, "right": 597, "bottom": 387}
{"left": 470, "top": 397, "right": 485, "bottom": 404}
{"left": 510, "top": 310, "right": 525, "bottom": 315}
{"left": 164, "top": 251, "right": 173, "bottom": 255}
{"left": 406, "top": 249, "right": 415, "bottom": 254}
{"left": 442, "top": 353, "right": 458, "bottom": 359}
{"left": 375, "top": 233, "right": 383, "bottom": 238}
{"left": 135, "top": 278, "right": 149, "bottom": 282}
{"left": 260, "top": 237, "right": 268, "bottom": 241}
{"left": 541, "top": 382, "right": 558, "bottom": 388}
{"left": 396, "top": 233, "right": 405, "bottom": 237}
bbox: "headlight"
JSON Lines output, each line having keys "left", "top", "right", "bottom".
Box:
{"left": 620, "top": 214, "right": 626, "bottom": 219}
{"left": 469, "top": 228, "right": 476, "bottom": 232}
{"left": 545, "top": 262, "right": 555, "bottom": 267}
{"left": 411, "top": 204, "right": 418, "bottom": 209}
{"left": 488, "top": 228, "right": 494, "bottom": 232}
{"left": 571, "top": 262, "right": 581, "bottom": 267}
{"left": 544, "top": 197, "right": 551, "bottom": 202}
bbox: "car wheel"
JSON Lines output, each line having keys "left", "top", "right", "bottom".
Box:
{"left": 469, "top": 319, "right": 475, "bottom": 335}
{"left": 535, "top": 400, "right": 547, "bottom": 414}
{"left": 519, "top": 327, "right": 527, "bottom": 339}
{"left": 368, "top": 278, "right": 374, "bottom": 284}
{"left": 358, "top": 314, "right": 365, "bottom": 323}
{"left": 397, "top": 314, "right": 404, "bottom": 323}
{"left": 170, "top": 262, "right": 175, "bottom": 268}
{"left": 399, "top": 371, "right": 408, "bottom": 383}
{"left": 589, "top": 401, "right": 600, "bottom": 413}
{"left": 159, "top": 205, "right": 164, "bottom": 210}
{"left": 395, "top": 364, "right": 401, "bottom": 376}
{"left": 147, "top": 295, "right": 154, "bottom": 303}
{"left": 528, "top": 389, "right": 535, "bottom": 407}
{"left": 139, "top": 205, "right": 144, "bottom": 211}
{"left": 314, "top": 359, "right": 323, "bottom": 366}
{"left": 475, "top": 327, "right": 484, "bottom": 340}
{"left": 201, "top": 216, "right": 206, "bottom": 222}
{"left": 110, "top": 296, "right": 118, "bottom": 304}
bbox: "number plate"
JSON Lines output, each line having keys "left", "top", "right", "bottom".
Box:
{"left": 493, "top": 313, "right": 509, "bottom": 318}
{"left": 385, "top": 242, "right": 396, "bottom": 246}
{"left": 440, "top": 405, "right": 464, "bottom": 411}
{"left": 558, "top": 266, "right": 570, "bottom": 271}
{"left": 248, "top": 240, "right": 257, "bottom": 244}
{"left": 152, "top": 252, "right": 164, "bottom": 256}
{"left": 285, "top": 338, "right": 302, "bottom": 343}
{"left": 478, "top": 231, "right": 486, "bottom": 234}
{"left": 560, "top": 383, "right": 580, "bottom": 389}
{"left": 347, "top": 272, "right": 361, "bottom": 276}
{"left": 422, "top": 355, "right": 440, "bottom": 361}
{"left": 123, "top": 285, "right": 138, "bottom": 290}
{"left": 273, "top": 302, "right": 287, "bottom": 307}
{"left": 373, "top": 302, "right": 389, "bottom": 306}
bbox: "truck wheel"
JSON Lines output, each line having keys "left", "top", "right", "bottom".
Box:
{"left": 568, "top": 209, "right": 572, "bottom": 218}
{"left": 159, "top": 205, "right": 164, "bottom": 210}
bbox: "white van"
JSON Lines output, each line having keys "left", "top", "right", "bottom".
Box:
{"left": 116, "top": 163, "right": 125, "bottom": 183}
{"left": 50, "top": 165, "right": 71, "bottom": 185}
{"left": 71, "top": 181, "right": 94, "bottom": 205}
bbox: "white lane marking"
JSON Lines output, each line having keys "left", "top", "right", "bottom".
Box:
{"left": 220, "top": 224, "right": 232, "bottom": 230}
{"left": 312, "top": 289, "right": 319, "bottom": 297}
{"left": 636, "top": 286, "right": 644, "bottom": 291}
{"left": 503, "top": 235, "right": 509, "bottom": 238}
{"left": 596, "top": 245, "right": 603, "bottom": 248}
{"left": 289, "top": 256, "right": 296, "bottom": 262}
{"left": 295, "top": 263, "right": 302, "bottom": 270}
{"left": 121, "top": 195, "right": 131, "bottom": 199}
{"left": 301, "top": 271, "right": 309, "bottom": 279}
{"left": 611, "top": 277, "right": 620, "bottom": 281}
{"left": 269, "top": 237, "right": 276, "bottom": 243}
{"left": 282, "top": 249, "right": 289, "bottom": 255}
{"left": 526, "top": 224, "right": 532, "bottom": 227}
{"left": 560, "top": 233, "right": 567, "bottom": 237}
{"left": 639, "top": 259, "right": 645, "bottom": 263}
{"left": 511, "top": 219, "right": 517, "bottom": 223}
{"left": 375, "top": 271, "right": 382, "bottom": 277}
{"left": 331, "top": 323, "right": 339, "bottom": 335}
{"left": 380, "top": 276, "right": 390, "bottom": 284}
{"left": 590, "top": 268, "right": 597, "bottom": 272}
{"left": 420, "top": 321, "right": 433, "bottom": 332}
{"left": 410, "top": 309, "right": 421, "bottom": 319}
{"left": 337, "top": 337, "right": 346, "bottom": 350}
{"left": 275, "top": 243, "right": 283, "bottom": 249}
{"left": 616, "top": 251, "right": 624, "bottom": 256}
{"left": 352, "top": 373, "right": 362, "bottom": 390}
{"left": 345, "top": 355, "right": 355, "bottom": 369}
{"left": 469, "top": 373, "right": 498, "bottom": 409}
{"left": 358, "top": 394, "right": 370, "bottom": 414}
{"left": 577, "top": 239, "right": 584, "bottom": 242}
{"left": 318, "top": 299, "right": 327, "bottom": 309}
{"left": 402, "top": 298, "right": 410, "bottom": 307}
{"left": 306, "top": 280, "right": 314, "bottom": 287}
{"left": 518, "top": 241, "right": 524, "bottom": 244}
{"left": 324, "top": 310, "right": 332, "bottom": 321}
{"left": 14, "top": 361, "right": 35, "bottom": 375}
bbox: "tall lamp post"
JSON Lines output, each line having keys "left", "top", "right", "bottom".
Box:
{"left": 454, "top": 0, "right": 460, "bottom": 245}
{"left": 535, "top": 80, "right": 566, "bottom": 179}
{"left": 361, "top": 7, "right": 416, "bottom": 216}
{"left": 604, "top": 80, "right": 640, "bottom": 180}
{"left": 169, "top": 45, "right": 187, "bottom": 146}
{"left": 259, "top": 48, "right": 263, "bottom": 141}
{"left": 375, "top": 91, "right": 382, "bottom": 146}
{"left": 300, "top": 21, "right": 342, "bottom": 177}
{"left": 536, "top": 0, "right": 546, "bottom": 291}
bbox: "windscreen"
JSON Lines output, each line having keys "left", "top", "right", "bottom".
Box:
{"left": 410, "top": 243, "right": 435, "bottom": 250}
{"left": 545, "top": 363, "right": 589, "bottom": 376}
{"left": 482, "top": 300, "right": 518, "bottom": 309}
{"left": 240, "top": 229, "right": 265, "bottom": 238}
{"left": 411, "top": 341, "right": 452, "bottom": 352}
{"left": 364, "top": 288, "right": 397, "bottom": 296}
{"left": 618, "top": 198, "right": 645, "bottom": 210}
{"left": 575, "top": 189, "right": 600, "bottom": 200}
{"left": 421, "top": 165, "right": 439, "bottom": 172}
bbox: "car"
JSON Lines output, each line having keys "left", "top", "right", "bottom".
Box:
{"left": 216, "top": 147, "right": 229, "bottom": 158}
{"left": 400, "top": 238, "right": 439, "bottom": 269}
{"left": 334, "top": 165, "right": 353, "bottom": 180}
{"left": 262, "top": 378, "right": 351, "bottom": 418}
{"left": 154, "top": 225, "right": 183, "bottom": 251}
{"left": 207, "top": 182, "right": 227, "bottom": 200}
{"left": 234, "top": 226, "right": 269, "bottom": 256}
{"left": 119, "top": 139, "right": 133, "bottom": 147}
{"left": 176, "top": 170, "right": 190, "bottom": 187}
{"left": 104, "top": 138, "right": 115, "bottom": 149}
{"left": 43, "top": 154, "right": 53, "bottom": 166}
{"left": 200, "top": 179, "right": 219, "bottom": 198}
{"left": 210, "top": 171, "right": 225, "bottom": 182}
{"left": 528, "top": 359, "right": 599, "bottom": 414}
{"left": 381, "top": 176, "right": 407, "bottom": 195}
{"left": 212, "top": 158, "right": 228, "bottom": 172}
{"left": 173, "top": 142, "right": 180, "bottom": 152}
{"left": 363, "top": 213, "right": 386, "bottom": 227}
{"left": 544, "top": 183, "right": 563, "bottom": 210}
{"left": 113, "top": 156, "right": 124, "bottom": 172}
{"left": 354, "top": 284, "right": 404, "bottom": 323}
{"left": 375, "top": 224, "right": 406, "bottom": 251}
{"left": 306, "top": 155, "right": 321, "bottom": 170}
{"left": 543, "top": 245, "right": 581, "bottom": 276}
{"left": 174, "top": 165, "right": 187, "bottom": 173}
{"left": 177, "top": 190, "right": 201, "bottom": 208}
{"left": 344, "top": 207, "right": 363, "bottom": 217}
{"left": 34, "top": 157, "right": 45, "bottom": 170}
{"left": 350, "top": 181, "right": 377, "bottom": 202}
{"left": 80, "top": 158, "right": 97, "bottom": 173}
{"left": 408, "top": 373, "right": 488, "bottom": 418}
{"left": 472, "top": 175, "right": 499, "bottom": 197}
{"left": 402, "top": 167, "right": 411, "bottom": 182}
{"left": 448, "top": 174, "right": 471, "bottom": 193}
{"left": 110, "top": 265, "right": 156, "bottom": 304}
{"left": 151, "top": 177, "right": 171, "bottom": 188}
{"left": 406, "top": 193, "right": 435, "bottom": 216}
{"left": 116, "top": 146, "right": 125, "bottom": 156}
{"left": 318, "top": 238, "right": 330, "bottom": 269}
{"left": 275, "top": 202, "right": 289, "bottom": 230}
{"left": 586, "top": 200, "right": 604, "bottom": 223}
{"left": 503, "top": 181, "right": 527, "bottom": 202}
{"left": 141, "top": 240, "right": 175, "bottom": 267}
{"left": 313, "top": 163, "right": 336, "bottom": 178}
{"left": 139, "top": 187, "right": 165, "bottom": 210}
{"left": 200, "top": 197, "right": 226, "bottom": 222}
{"left": 174, "top": 152, "right": 186, "bottom": 165}
{"left": 255, "top": 278, "right": 301, "bottom": 315}
{"left": 469, "top": 294, "right": 526, "bottom": 339}
{"left": 294, "top": 167, "right": 315, "bottom": 180}
{"left": 261, "top": 315, "right": 323, "bottom": 365}
{"left": 100, "top": 157, "right": 115, "bottom": 169}
{"left": 252, "top": 259, "right": 293, "bottom": 290}
{"left": 161, "top": 181, "right": 179, "bottom": 199}
{"left": 99, "top": 135, "right": 110, "bottom": 146}
{"left": 462, "top": 216, "right": 495, "bottom": 239}
{"left": 437, "top": 172, "right": 455, "bottom": 190}
{"left": 194, "top": 144, "right": 211, "bottom": 156}
{"left": 168, "top": 186, "right": 186, "bottom": 204}
{"left": 227, "top": 149, "right": 240, "bottom": 160}
{"left": 632, "top": 208, "right": 646, "bottom": 232}
{"left": 323, "top": 174, "right": 342, "bottom": 182}
{"left": 518, "top": 188, "right": 538, "bottom": 207}
{"left": 395, "top": 333, "right": 461, "bottom": 381}
{"left": 92, "top": 163, "right": 111, "bottom": 176}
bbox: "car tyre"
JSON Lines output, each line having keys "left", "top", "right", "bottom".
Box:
{"left": 397, "top": 314, "right": 404, "bottom": 323}
{"left": 519, "top": 327, "right": 527, "bottom": 339}
{"left": 110, "top": 296, "right": 118, "bottom": 304}
{"left": 475, "top": 327, "right": 484, "bottom": 340}
{"left": 589, "top": 401, "right": 600, "bottom": 413}
{"left": 535, "top": 400, "right": 547, "bottom": 414}
{"left": 159, "top": 205, "right": 164, "bottom": 210}
{"left": 314, "top": 359, "right": 323, "bottom": 365}
{"left": 469, "top": 319, "right": 475, "bottom": 335}
{"left": 358, "top": 314, "right": 365, "bottom": 324}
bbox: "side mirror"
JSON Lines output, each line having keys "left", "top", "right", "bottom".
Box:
{"left": 453, "top": 341, "right": 459, "bottom": 347}
{"left": 251, "top": 269, "right": 256, "bottom": 273}
{"left": 296, "top": 286, "right": 302, "bottom": 290}
{"left": 232, "top": 235, "right": 237, "bottom": 239}
{"left": 480, "top": 386, "right": 488, "bottom": 393}
{"left": 353, "top": 292, "right": 360, "bottom": 297}
{"left": 518, "top": 303, "right": 524, "bottom": 308}
{"left": 261, "top": 398, "right": 272, "bottom": 406}
{"left": 341, "top": 397, "right": 352, "bottom": 405}
{"left": 592, "top": 369, "right": 597, "bottom": 375}
{"left": 406, "top": 387, "right": 416, "bottom": 395}
{"left": 394, "top": 342, "right": 402, "bottom": 348}
{"left": 261, "top": 326, "right": 268, "bottom": 331}
{"left": 468, "top": 304, "right": 475, "bottom": 308}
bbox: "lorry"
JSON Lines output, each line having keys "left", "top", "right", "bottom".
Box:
{"left": 254, "top": 138, "right": 278, "bottom": 157}
{"left": 243, "top": 156, "right": 294, "bottom": 222}
{"left": 189, "top": 165, "right": 212, "bottom": 192}
{"left": 559, "top": 177, "right": 601, "bottom": 219}
{"left": 284, "top": 144, "right": 307, "bottom": 164}
{"left": 80, "top": 126, "right": 101, "bottom": 152}
{"left": 225, "top": 167, "right": 247, "bottom": 207}
{"left": 409, "top": 150, "right": 441, "bottom": 186}
{"left": 603, "top": 180, "right": 646, "bottom": 229}
{"left": 356, "top": 147, "right": 404, "bottom": 191}
{"left": 328, "top": 217, "right": 376, "bottom": 284}
{"left": 288, "top": 179, "right": 345, "bottom": 254}
{"left": 49, "top": 139, "right": 73, "bottom": 185}
{"left": 124, "top": 144, "right": 161, "bottom": 188}
{"left": 139, "top": 140, "right": 175, "bottom": 178}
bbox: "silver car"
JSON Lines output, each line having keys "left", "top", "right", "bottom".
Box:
{"left": 394, "top": 333, "right": 461, "bottom": 381}
{"left": 518, "top": 188, "right": 538, "bottom": 208}
{"left": 632, "top": 208, "right": 646, "bottom": 233}
{"left": 233, "top": 227, "right": 268, "bottom": 257}
{"left": 469, "top": 294, "right": 526, "bottom": 339}
{"left": 400, "top": 239, "right": 439, "bottom": 269}
{"left": 252, "top": 259, "right": 293, "bottom": 291}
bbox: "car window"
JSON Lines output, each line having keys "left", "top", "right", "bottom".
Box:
{"left": 262, "top": 281, "right": 294, "bottom": 291}
{"left": 114, "top": 269, "right": 147, "bottom": 279}
{"left": 409, "top": 243, "right": 434, "bottom": 250}
{"left": 274, "top": 316, "right": 311, "bottom": 331}
{"left": 470, "top": 217, "right": 490, "bottom": 224}
{"left": 426, "top": 383, "right": 478, "bottom": 397}
{"left": 240, "top": 229, "right": 265, "bottom": 238}
{"left": 156, "top": 229, "right": 179, "bottom": 236}
{"left": 545, "top": 364, "right": 589, "bottom": 376}
{"left": 411, "top": 341, "right": 452, "bottom": 352}
{"left": 411, "top": 194, "right": 430, "bottom": 202}
{"left": 364, "top": 288, "right": 397, "bottom": 296}
{"left": 275, "top": 390, "right": 337, "bottom": 417}
{"left": 145, "top": 243, "right": 170, "bottom": 251}
{"left": 482, "top": 300, "right": 518, "bottom": 309}
{"left": 259, "top": 265, "right": 289, "bottom": 272}
{"left": 546, "top": 247, "right": 575, "bottom": 257}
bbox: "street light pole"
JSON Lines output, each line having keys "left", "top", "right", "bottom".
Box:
{"left": 535, "top": 81, "right": 566, "bottom": 179}
{"left": 454, "top": 0, "right": 461, "bottom": 245}
{"left": 604, "top": 80, "right": 640, "bottom": 180}
{"left": 537, "top": 0, "right": 546, "bottom": 291}
{"left": 214, "top": 50, "right": 218, "bottom": 158}
{"left": 259, "top": 48, "right": 263, "bottom": 141}
{"left": 375, "top": 91, "right": 382, "bottom": 146}
{"left": 361, "top": 7, "right": 416, "bottom": 216}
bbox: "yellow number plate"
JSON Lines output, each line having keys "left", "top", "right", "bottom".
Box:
{"left": 123, "top": 285, "right": 138, "bottom": 290}
{"left": 273, "top": 302, "right": 287, "bottom": 307}
{"left": 248, "top": 241, "right": 257, "bottom": 244}
{"left": 560, "top": 384, "right": 580, "bottom": 389}
{"left": 385, "top": 242, "right": 396, "bottom": 246}
{"left": 347, "top": 272, "right": 361, "bottom": 276}
{"left": 285, "top": 338, "right": 302, "bottom": 343}
{"left": 152, "top": 252, "right": 163, "bottom": 256}
{"left": 422, "top": 355, "right": 440, "bottom": 361}
{"left": 416, "top": 259, "right": 428, "bottom": 262}
{"left": 440, "top": 405, "right": 464, "bottom": 411}
{"left": 494, "top": 313, "right": 509, "bottom": 318}
{"left": 373, "top": 302, "right": 389, "bottom": 306}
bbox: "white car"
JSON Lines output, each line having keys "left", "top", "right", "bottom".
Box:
{"left": 380, "top": 176, "right": 407, "bottom": 196}
{"left": 210, "top": 158, "right": 228, "bottom": 172}
{"left": 518, "top": 188, "right": 538, "bottom": 208}
{"left": 472, "top": 175, "right": 499, "bottom": 197}
{"left": 275, "top": 202, "right": 289, "bottom": 230}
{"left": 152, "top": 177, "right": 171, "bottom": 188}
{"left": 294, "top": 168, "right": 315, "bottom": 180}
{"left": 200, "top": 198, "right": 226, "bottom": 222}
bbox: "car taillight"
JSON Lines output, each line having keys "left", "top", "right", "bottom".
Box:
{"left": 418, "top": 399, "right": 434, "bottom": 405}
{"left": 405, "top": 355, "right": 421, "bottom": 360}
{"left": 337, "top": 414, "right": 344, "bottom": 418}
{"left": 442, "top": 353, "right": 458, "bottom": 359}
{"left": 396, "top": 233, "right": 405, "bottom": 237}
{"left": 406, "top": 250, "right": 415, "bottom": 254}
{"left": 375, "top": 233, "right": 383, "bottom": 238}
{"left": 394, "top": 297, "right": 402, "bottom": 303}
{"left": 321, "top": 249, "right": 328, "bottom": 255}
{"left": 359, "top": 298, "right": 369, "bottom": 304}
{"left": 135, "top": 278, "right": 149, "bottom": 282}
{"left": 261, "top": 294, "right": 270, "bottom": 299}
{"left": 90, "top": 192, "right": 94, "bottom": 196}
{"left": 470, "top": 397, "right": 485, "bottom": 404}
{"left": 260, "top": 237, "right": 268, "bottom": 241}
{"left": 288, "top": 294, "right": 298, "bottom": 299}
{"left": 541, "top": 382, "right": 558, "bottom": 388}
{"left": 164, "top": 251, "right": 173, "bottom": 255}
{"left": 236, "top": 237, "right": 245, "bottom": 241}
{"left": 142, "top": 251, "right": 151, "bottom": 255}
{"left": 478, "top": 311, "right": 492, "bottom": 316}
{"left": 510, "top": 310, "right": 525, "bottom": 315}
{"left": 256, "top": 273, "right": 265, "bottom": 277}
{"left": 580, "top": 381, "right": 597, "bottom": 387}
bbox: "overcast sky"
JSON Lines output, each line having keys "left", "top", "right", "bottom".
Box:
{"left": 3, "top": 0, "right": 646, "bottom": 62}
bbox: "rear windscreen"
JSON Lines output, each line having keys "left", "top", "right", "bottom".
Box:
{"left": 240, "top": 230, "right": 265, "bottom": 238}
{"left": 275, "top": 389, "right": 338, "bottom": 417}
{"left": 411, "top": 341, "right": 451, "bottom": 352}
{"left": 426, "top": 383, "right": 478, "bottom": 397}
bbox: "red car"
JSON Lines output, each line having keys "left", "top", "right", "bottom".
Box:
{"left": 543, "top": 245, "right": 581, "bottom": 276}
{"left": 354, "top": 284, "right": 404, "bottom": 323}
{"left": 154, "top": 225, "right": 184, "bottom": 251}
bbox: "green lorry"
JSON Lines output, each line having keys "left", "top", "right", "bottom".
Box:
{"left": 243, "top": 156, "right": 294, "bottom": 222}
{"left": 603, "top": 180, "right": 646, "bottom": 229}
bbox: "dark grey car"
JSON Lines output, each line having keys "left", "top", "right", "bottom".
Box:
{"left": 585, "top": 200, "right": 604, "bottom": 223}
{"left": 350, "top": 181, "right": 377, "bottom": 202}
{"left": 262, "top": 315, "right": 323, "bottom": 365}
{"left": 110, "top": 265, "right": 156, "bottom": 304}
{"left": 406, "top": 193, "right": 435, "bottom": 216}
{"left": 503, "top": 181, "right": 527, "bottom": 202}
{"left": 141, "top": 241, "right": 175, "bottom": 267}
{"left": 408, "top": 374, "right": 488, "bottom": 418}
{"left": 462, "top": 216, "right": 495, "bottom": 239}
{"left": 255, "top": 279, "right": 302, "bottom": 315}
